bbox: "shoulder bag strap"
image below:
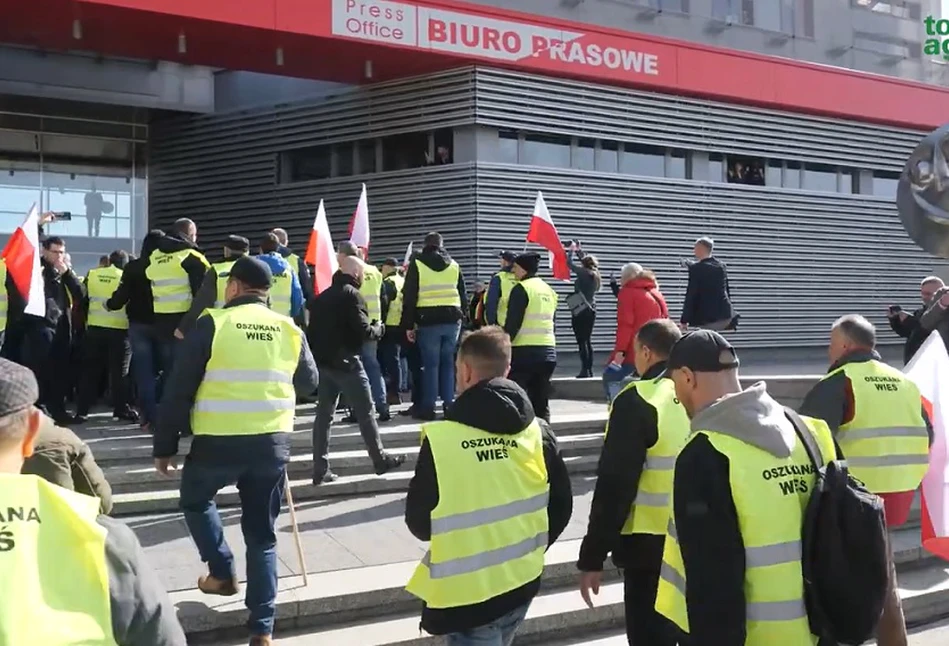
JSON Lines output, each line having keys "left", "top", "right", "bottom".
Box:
{"left": 784, "top": 406, "right": 824, "bottom": 472}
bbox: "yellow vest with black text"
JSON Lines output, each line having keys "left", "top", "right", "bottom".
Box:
{"left": 406, "top": 419, "right": 549, "bottom": 609}
{"left": 0, "top": 474, "right": 117, "bottom": 645}
{"left": 611, "top": 376, "right": 690, "bottom": 535}
{"left": 0, "top": 259, "right": 7, "bottom": 332}
{"left": 512, "top": 277, "right": 558, "bottom": 348}
{"left": 825, "top": 360, "right": 929, "bottom": 494}
{"left": 385, "top": 274, "right": 405, "bottom": 327}
{"left": 191, "top": 303, "right": 302, "bottom": 436}
{"left": 360, "top": 264, "right": 384, "bottom": 322}
{"left": 493, "top": 270, "right": 517, "bottom": 326}
{"left": 146, "top": 248, "right": 209, "bottom": 314}
{"left": 416, "top": 259, "right": 461, "bottom": 309}
{"left": 85, "top": 266, "right": 128, "bottom": 330}
{"left": 270, "top": 269, "right": 293, "bottom": 317}
{"left": 655, "top": 416, "right": 836, "bottom": 645}
{"left": 212, "top": 260, "right": 236, "bottom": 308}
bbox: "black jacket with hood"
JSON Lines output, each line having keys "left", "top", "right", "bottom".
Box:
{"left": 400, "top": 246, "right": 467, "bottom": 329}
{"left": 307, "top": 271, "right": 383, "bottom": 365}
{"left": 107, "top": 231, "right": 165, "bottom": 325}
{"left": 146, "top": 233, "right": 209, "bottom": 339}
{"left": 6, "top": 258, "right": 84, "bottom": 332}
{"left": 404, "top": 377, "right": 573, "bottom": 635}
{"left": 504, "top": 271, "right": 556, "bottom": 365}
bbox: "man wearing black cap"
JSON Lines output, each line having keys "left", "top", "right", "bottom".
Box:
{"left": 654, "top": 330, "right": 836, "bottom": 646}
{"left": 380, "top": 257, "right": 406, "bottom": 405}
{"left": 485, "top": 250, "right": 518, "bottom": 326}
{"left": 0, "top": 357, "right": 186, "bottom": 644}
{"left": 176, "top": 234, "right": 250, "bottom": 335}
{"left": 154, "top": 256, "right": 318, "bottom": 646}
{"left": 504, "top": 252, "right": 558, "bottom": 422}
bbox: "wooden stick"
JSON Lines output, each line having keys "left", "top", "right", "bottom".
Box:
{"left": 284, "top": 472, "right": 308, "bottom": 586}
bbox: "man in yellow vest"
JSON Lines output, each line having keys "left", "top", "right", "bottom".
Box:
{"left": 257, "top": 233, "right": 304, "bottom": 323}
{"left": 176, "top": 235, "right": 250, "bottom": 335}
{"left": 154, "top": 256, "right": 318, "bottom": 646}
{"left": 654, "top": 330, "right": 836, "bottom": 646}
{"left": 380, "top": 258, "right": 406, "bottom": 406}
{"left": 799, "top": 314, "right": 932, "bottom": 646}
{"left": 400, "top": 232, "right": 467, "bottom": 421}
{"left": 405, "top": 326, "right": 573, "bottom": 642}
{"left": 577, "top": 319, "right": 687, "bottom": 646}
{"left": 272, "top": 226, "right": 314, "bottom": 303}
{"left": 484, "top": 250, "right": 518, "bottom": 327}
{"left": 504, "top": 252, "right": 558, "bottom": 422}
{"left": 75, "top": 250, "right": 137, "bottom": 424}
{"left": 0, "top": 357, "right": 186, "bottom": 645}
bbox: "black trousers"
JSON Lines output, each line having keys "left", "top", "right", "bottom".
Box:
{"left": 22, "top": 321, "right": 72, "bottom": 417}
{"left": 78, "top": 327, "right": 132, "bottom": 416}
{"left": 624, "top": 566, "right": 686, "bottom": 646}
{"left": 571, "top": 308, "right": 596, "bottom": 373}
{"left": 508, "top": 360, "right": 556, "bottom": 422}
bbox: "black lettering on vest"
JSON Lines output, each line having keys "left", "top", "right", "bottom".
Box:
{"left": 26, "top": 508, "right": 39, "bottom": 523}
{"left": 0, "top": 527, "right": 13, "bottom": 552}
{"left": 5, "top": 508, "right": 22, "bottom": 522}
{"left": 874, "top": 383, "right": 899, "bottom": 392}
{"left": 476, "top": 448, "right": 510, "bottom": 462}
{"left": 778, "top": 478, "right": 809, "bottom": 496}
{"left": 245, "top": 332, "right": 274, "bottom": 342}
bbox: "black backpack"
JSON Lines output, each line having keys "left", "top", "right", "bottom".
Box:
{"left": 785, "top": 408, "right": 890, "bottom": 645}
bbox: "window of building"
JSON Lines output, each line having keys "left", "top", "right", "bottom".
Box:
{"left": 800, "top": 0, "right": 814, "bottom": 37}
{"left": 755, "top": 0, "right": 782, "bottom": 31}
{"left": 522, "top": 134, "right": 571, "bottom": 168}
{"left": 596, "top": 141, "right": 619, "bottom": 173}
{"left": 280, "top": 145, "right": 331, "bottom": 183}
{"left": 851, "top": 1, "right": 921, "bottom": 20}
{"left": 667, "top": 150, "right": 687, "bottom": 179}
{"left": 803, "top": 163, "right": 839, "bottom": 192}
{"left": 336, "top": 143, "right": 354, "bottom": 177}
{"left": 574, "top": 138, "right": 596, "bottom": 171}
{"left": 784, "top": 161, "right": 802, "bottom": 189}
{"left": 765, "top": 160, "right": 782, "bottom": 186}
{"left": 840, "top": 169, "right": 858, "bottom": 194}
{"left": 357, "top": 139, "right": 377, "bottom": 175}
{"left": 382, "top": 132, "right": 428, "bottom": 171}
{"left": 727, "top": 156, "right": 765, "bottom": 185}
{"left": 430, "top": 128, "right": 453, "bottom": 165}
{"left": 498, "top": 130, "right": 519, "bottom": 164}
{"left": 872, "top": 170, "right": 900, "bottom": 197}
{"left": 709, "top": 153, "right": 726, "bottom": 182}
{"left": 621, "top": 143, "right": 665, "bottom": 177}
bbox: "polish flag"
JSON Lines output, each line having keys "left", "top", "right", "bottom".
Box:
{"left": 2, "top": 204, "right": 45, "bottom": 316}
{"left": 905, "top": 332, "right": 949, "bottom": 560}
{"left": 304, "top": 200, "right": 339, "bottom": 295}
{"left": 402, "top": 241, "right": 414, "bottom": 269}
{"left": 526, "top": 191, "right": 570, "bottom": 281}
{"left": 348, "top": 183, "right": 370, "bottom": 253}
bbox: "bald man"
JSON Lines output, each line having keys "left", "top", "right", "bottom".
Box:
{"left": 271, "top": 228, "right": 314, "bottom": 301}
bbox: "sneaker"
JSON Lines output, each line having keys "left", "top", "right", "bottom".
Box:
{"left": 249, "top": 635, "right": 273, "bottom": 646}
{"left": 412, "top": 409, "right": 436, "bottom": 421}
{"left": 73, "top": 415, "right": 89, "bottom": 425}
{"left": 377, "top": 410, "right": 392, "bottom": 423}
{"left": 313, "top": 471, "right": 339, "bottom": 485}
{"left": 375, "top": 453, "right": 406, "bottom": 476}
{"left": 197, "top": 573, "right": 239, "bottom": 597}
{"left": 398, "top": 406, "right": 417, "bottom": 417}
{"left": 113, "top": 409, "right": 140, "bottom": 424}
{"left": 341, "top": 413, "right": 357, "bottom": 423}
{"left": 53, "top": 414, "right": 76, "bottom": 427}
{"left": 386, "top": 391, "right": 402, "bottom": 406}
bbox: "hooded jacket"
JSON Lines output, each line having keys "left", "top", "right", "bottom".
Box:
{"left": 400, "top": 246, "right": 467, "bottom": 329}
{"left": 6, "top": 258, "right": 84, "bottom": 332}
{"left": 404, "top": 378, "right": 573, "bottom": 635}
{"left": 610, "top": 276, "right": 668, "bottom": 365}
{"left": 307, "top": 271, "right": 383, "bottom": 366}
{"left": 504, "top": 269, "right": 556, "bottom": 364}
{"left": 146, "top": 233, "right": 209, "bottom": 338}
{"left": 107, "top": 232, "right": 165, "bottom": 325}
{"left": 257, "top": 252, "right": 304, "bottom": 318}
{"left": 670, "top": 382, "right": 834, "bottom": 646}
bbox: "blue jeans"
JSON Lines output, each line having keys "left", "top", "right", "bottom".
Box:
{"left": 179, "top": 457, "right": 286, "bottom": 636}
{"left": 603, "top": 362, "right": 636, "bottom": 402}
{"left": 361, "top": 340, "right": 389, "bottom": 415}
{"left": 417, "top": 322, "right": 460, "bottom": 413}
{"left": 446, "top": 602, "right": 531, "bottom": 646}
{"left": 128, "top": 323, "right": 176, "bottom": 426}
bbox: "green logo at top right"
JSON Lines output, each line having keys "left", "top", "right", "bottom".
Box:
{"left": 924, "top": 16, "right": 949, "bottom": 59}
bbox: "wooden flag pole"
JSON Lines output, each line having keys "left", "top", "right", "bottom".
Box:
{"left": 284, "top": 472, "right": 308, "bottom": 586}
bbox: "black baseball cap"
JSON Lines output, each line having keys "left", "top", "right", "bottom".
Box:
{"left": 224, "top": 235, "right": 250, "bottom": 253}
{"left": 229, "top": 256, "right": 272, "bottom": 290}
{"left": 499, "top": 250, "right": 517, "bottom": 262}
{"left": 666, "top": 330, "right": 740, "bottom": 373}
{"left": 0, "top": 358, "right": 39, "bottom": 417}
{"left": 382, "top": 257, "right": 399, "bottom": 267}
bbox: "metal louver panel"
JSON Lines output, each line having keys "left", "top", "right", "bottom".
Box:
{"left": 472, "top": 68, "right": 924, "bottom": 171}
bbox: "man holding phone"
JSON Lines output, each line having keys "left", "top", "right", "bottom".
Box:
{"left": 888, "top": 276, "right": 944, "bottom": 365}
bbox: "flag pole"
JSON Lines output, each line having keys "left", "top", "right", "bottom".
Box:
{"left": 284, "top": 473, "right": 308, "bottom": 586}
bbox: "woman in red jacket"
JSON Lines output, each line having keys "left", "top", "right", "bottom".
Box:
{"left": 603, "top": 263, "right": 669, "bottom": 401}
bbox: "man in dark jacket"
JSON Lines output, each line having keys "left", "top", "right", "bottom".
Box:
{"left": 308, "top": 257, "right": 405, "bottom": 484}
{"left": 887, "top": 276, "right": 944, "bottom": 365}
{"left": 680, "top": 237, "right": 736, "bottom": 331}
{"left": 405, "top": 326, "right": 572, "bottom": 640}
{"left": 917, "top": 281, "right": 949, "bottom": 357}
{"left": 577, "top": 319, "right": 686, "bottom": 646}
{"left": 108, "top": 229, "right": 165, "bottom": 431}
{"left": 400, "top": 232, "right": 467, "bottom": 420}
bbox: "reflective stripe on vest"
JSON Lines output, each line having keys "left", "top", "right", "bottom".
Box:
{"left": 0, "top": 260, "right": 7, "bottom": 332}
{"left": 85, "top": 266, "right": 128, "bottom": 330}
{"left": 146, "top": 248, "right": 208, "bottom": 314}
{"left": 191, "top": 304, "right": 302, "bottom": 436}
{"left": 416, "top": 259, "right": 461, "bottom": 309}
{"left": 827, "top": 360, "right": 929, "bottom": 494}
{"left": 494, "top": 270, "right": 517, "bottom": 326}
{"left": 360, "top": 264, "right": 383, "bottom": 322}
{"left": 406, "top": 419, "right": 549, "bottom": 609}
{"left": 655, "top": 417, "right": 836, "bottom": 644}
{"left": 385, "top": 274, "right": 405, "bottom": 327}
{"left": 212, "top": 260, "right": 236, "bottom": 309}
{"left": 270, "top": 271, "right": 293, "bottom": 317}
{"left": 613, "top": 377, "right": 690, "bottom": 535}
{"left": 512, "top": 277, "right": 558, "bottom": 348}
{"left": 0, "top": 474, "right": 118, "bottom": 645}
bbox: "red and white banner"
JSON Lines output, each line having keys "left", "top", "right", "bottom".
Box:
{"left": 526, "top": 191, "right": 569, "bottom": 281}
{"left": 2, "top": 204, "right": 45, "bottom": 317}
{"left": 349, "top": 183, "right": 370, "bottom": 252}
{"left": 905, "top": 332, "right": 949, "bottom": 561}
{"left": 402, "top": 240, "right": 414, "bottom": 268}
{"left": 305, "top": 200, "right": 339, "bottom": 295}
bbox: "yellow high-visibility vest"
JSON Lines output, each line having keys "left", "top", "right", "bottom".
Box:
{"left": 146, "top": 248, "right": 209, "bottom": 314}
{"left": 406, "top": 419, "right": 549, "bottom": 609}
{"left": 0, "top": 259, "right": 7, "bottom": 332}
{"left": 416, "top": 259, "right": 461, "bottom": 309}
{"left": 611, "top": 376, "right": 690, "bottom": 535}
{"left": 494, "top": 270, "right": 517, "bottom": 326}
{"left": 360, "top": 264, "right": 384, "bottom": 322}
{"left": 825, "top": 360, "right": 929, "bottom": 494}
{"left": 385, "top": 274, "right": 406, "bottom": 327}
{"left": 511, "top": 277, "right": 558, "bottom": 348}
{"left": 212, "top": 260, "right": 236, "bottom": 308}
{"left": 85, "top": 266, "right": 127, "bottom": 330}
{"left": 270, "top": 270, "right": 293, "bottom": 317}
{"left": 285, "top": 252, "right": 300, "bottom": 275}
{"left": 655, "top": 416, "right": 836, "bottom": 645}
{"left": 191, "top": 303, "right": 302, "bottom": 436}
{"left": 0, "top": 474, "right": 117, "bottom": 645}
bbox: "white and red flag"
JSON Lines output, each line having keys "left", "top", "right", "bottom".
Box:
{"left": 348, "top": 183, "right": 370, "bottom": 253}
{"left": 905, "top": 332, "right": 949, "bottom": 560}
{"left": 526, "top": 191, "right": 570, "bottom": 281}
{"left": 402, "top": 241, "right": 414, "bottom": 269}
{"left": 2, "top": 204, "right": 45, "bottom": 316}
{"left": 304, "top": 200, "right": 338, "bottom": 295}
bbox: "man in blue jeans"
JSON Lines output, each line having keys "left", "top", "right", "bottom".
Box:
{"left": 153, "top": 257, "right": 318, "bottom": 646}
{"left": 400, "top": 232, "right": 467, "bottom": 420}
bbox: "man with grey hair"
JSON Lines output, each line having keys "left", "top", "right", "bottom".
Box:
{"left": 271, "top": 227, "right": 314, "bottom": 302}
{"left": 800, "top": 314, "right": 932, "bottom": 646}
{"left": 887, "top": 275, "right": 944, "bottom": 364}
{"left": 680, "top": 237, "right": 736, "bottom": 332}
{"left": 917, "top": 275, "right": 949, "bottom": 358}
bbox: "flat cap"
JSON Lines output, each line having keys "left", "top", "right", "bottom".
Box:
{"left": 224, "top": 235, "right": 250, "bottom": 253}
{"left": 0, "top": 358, "right": 39, "bottom": 418}
{"left": 230, "top": 256, "right": 273, "bottom": 290}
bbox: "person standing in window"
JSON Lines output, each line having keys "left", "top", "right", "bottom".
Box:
{"left": 84, "top": 185, "right": 109, "bottom": 238}
{"left": 566, "top": 241, "right": 601, "bottom": 378}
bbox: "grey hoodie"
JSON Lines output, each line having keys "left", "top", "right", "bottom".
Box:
{"left": 691, "top": 381, "right": 796, "bottom": 459}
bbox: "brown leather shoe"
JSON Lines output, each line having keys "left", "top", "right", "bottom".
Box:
{"left": 249, "top": 635, "right": 273, "bottom": 646}
{"left": 197, "top": 574, "right": 239, "bottom": 597}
